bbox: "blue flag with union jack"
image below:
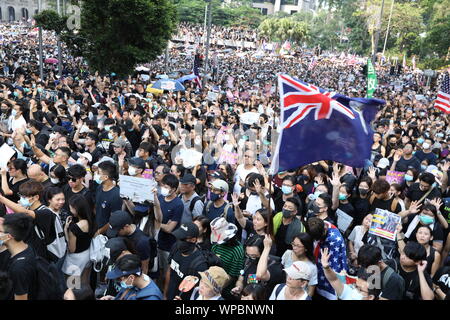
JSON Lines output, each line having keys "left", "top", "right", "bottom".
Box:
{"left": 271, "top": 74, "right": 385, "bottom": 173}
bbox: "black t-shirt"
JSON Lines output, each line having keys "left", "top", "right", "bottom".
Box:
{"left": 369, "top": 197, "right": 402, "bottom": 214}
{"left": 167, "top": 248, "right": 208, "bottom": 300}
{"left": 433, "top": 266, "right": 450, "bottom": 299}
{"left": 395, "top": 156, "right": 421, "bottom": 173}
{"left": 25, "top": 206, "right": 57, "bottom": 262}
{"left": 6, "top": 178, "right": 29, "bottom": 203}
{"left": 127, "top": 228, "right": 151, "bottom": 261}
{"left": 243, "top": 258, "right": 285, "bottom": 299}
{"left": 398, "top": 266, "right": 433, "bottom": 300}
{"left": 338, "top": 202, "right": 356, "bottom": 219}
{"left": 379, "top": 266, "right": 405, "bottom": 300}
{"left": 62, "top": 185, "right": 94, "bottom": 211}
{"left": 406, "top": 183, "right": 441, "bottom": 202}
{"left": 275, "top": 223, "right": 290, "bottom": 257}
{"left": 7, "top": 246, "right": 38, "bottom": 299}
{"left": 0, "top": 248, "right": 11, "bottom": 272}
{"left": 351, "top": 196, "right": 370, "bottom": 225}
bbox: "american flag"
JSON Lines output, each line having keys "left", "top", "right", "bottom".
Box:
{"left": 434, "top": 73, "right": 450, "bottom": 114}
{"left": 313, "top": 222, "right": 348, "bottom": 300}
{"left": 193, "top": 54, "right": 202, "bottom": 89}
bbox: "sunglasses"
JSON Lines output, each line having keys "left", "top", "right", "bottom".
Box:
{"left": 68, "top": 177, "right": 78, "bottom": 182}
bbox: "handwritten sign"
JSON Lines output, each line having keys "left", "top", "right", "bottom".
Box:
{"left": 336, "top": 209, "right": 354, "bottom": 233}
{"left": 240, "top": 112, "right": 260, "bottom": 125}
{"left": 386, "top": 171, "right": 405, "bottom": 185}
{"left": 369, "top": 208, "right": 401, "bottom": 241}
{"left": 218, "top": 150, "right": 239, "bottom": 165}
{"left": 119, "top": 175, "right": 157, "bottom": 203}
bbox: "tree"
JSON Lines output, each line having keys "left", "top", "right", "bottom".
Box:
{"left": 65, "top": 0, "right": 177, "bottom": 76}
{"left": 34, "top": 10, "right": 67, "bottom": 34}
{"left": 258, "top": 17, "right": 309, "bottom": 44}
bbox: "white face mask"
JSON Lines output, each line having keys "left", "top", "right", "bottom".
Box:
{"left": 128, "top": 166, "right": 137, "bottom": 176}
{"left": 50, "top": 177, "right": 59, "bottom": 184}
{"left": 76, "top": 158, "right": 86, "bottom": 166}
{"left": 161, "top": 187, "right": 171, "bottom": 197}
{"left": 422, "top": 142, "right": 430, "bottom": 150}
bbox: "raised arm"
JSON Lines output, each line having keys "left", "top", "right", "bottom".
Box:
{"left": 321, "top": 248, "right": 344, "bottom": 297}
{"left": 232, "top": 193, "right": 246, "bottom": 229}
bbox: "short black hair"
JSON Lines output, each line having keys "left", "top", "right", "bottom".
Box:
{"left": 306, "top": 217, "right": 325, "bottom": 241}
{"left": 419, "top": 172, "right": 435, "bottom": 185}
{"left": 357, "top": 244, "right": 382, "bottom": 268}
{"left": 3, "top": 213, "right": 33, "bottom": 242}
{"left": 115, "top": 254, "right": 141, "bottom": 274}
{"left": 244, "top": 234, "right": 264, "bottom": 254}
{"left": 404, "top": 242, "right": 427, "bottom": 262}
{"left": 247, "top": 173, "right": 264, "bottom": 188}
{"left": 86, "top": 132, "right": 99, "bottom": 143}
{"left": 68, "top": 164, "right": 87, "bottom": 179}
{"left": 98, "top": 161, "right": 118, "bottom": 181}
{"left": 161, "top": 173, "right": 179, "bottom": 189}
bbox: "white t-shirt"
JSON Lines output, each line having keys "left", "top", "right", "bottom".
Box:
{"left": 245, "top": 191, "right": 275, "bottom": 215}
{"left": 269, "top": 284, "right": 310, "bottom": 300}
{"left": 233, "top": 164, "right": 258, "bottom": 194}
{"left": 338, "top": 284, "right": 363, "bottom": 300}
{"left": 348, "top": 226, "right": 367, "bottom": 255}
{"left": 8, "top": 115, "right": 26, "bottom": 132}
{"left": 280, "top": 251, "right": 318, "bottom": 287}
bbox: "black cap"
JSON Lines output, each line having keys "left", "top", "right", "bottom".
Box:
{"left": 180, "top": 174, "right": 196, "bottom": 185}
{"left": 172, "top": 222, "right": 199, "bottom": 240}
{"left": 105, "top": 237, "right": 128, "bottom": 263}
{"left": 107, "top": 211, "right": 133, "bottom": 238}
{"left": 128, "top": 157, "right": 146, "bottom": 169}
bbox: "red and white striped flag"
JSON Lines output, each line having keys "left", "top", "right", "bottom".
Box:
{"left": 434, "top": 73, "right": 450, "bottom": 114}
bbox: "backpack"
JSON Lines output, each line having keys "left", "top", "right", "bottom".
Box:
{"left": 34, "top": 206, "right": 67, "bottom": 260}
{"left": 274, "top": 283, "right": 286, "bottom": 300}
{"left": 34, "top": 255, "right": 64, "bottom": 300}
{"left": 189, "top": 244, "right": 223, "bottom": 274}
{"left": 205, "top": 201, "right": 232, "bottom": 222}
{"left": 89, "top": 234, "right": 110, "bottom": 272}
{"left": 189, "top": 196, "right": 203, "bottom": 213}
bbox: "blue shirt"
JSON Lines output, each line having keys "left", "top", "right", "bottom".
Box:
{"left": 158, "top": 195, "right": 184, "bottom": 251}
{"left": 114, "top": 279, "right": 163, "bottom": 300}
{"left": 95, "top": 185, "right": 122, "bottom": 228}
{"left": 204, "top": 201, "right": 235, "bottom": 223}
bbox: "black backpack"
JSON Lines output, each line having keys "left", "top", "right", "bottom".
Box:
{"left": 34, "top": 256, "right": 64, "bottom": 300}
{"left": 189, "top": 245, "right": 223, "bottom": 274}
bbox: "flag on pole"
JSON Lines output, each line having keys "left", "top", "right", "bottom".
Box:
{"left": 366, "top": 58, "right": 377, "bottom": 98}
{"left": 270, "top": 74, "right": 385, "bottom": 173}
{"left": 434, "top": 73, "right": 450, "bottom": 114}
{"left": 193, "top": 54, "right": 202, "bottom": 89}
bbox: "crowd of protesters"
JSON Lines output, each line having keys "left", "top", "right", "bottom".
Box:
{"left": 0, "top": 21, "right": 449, "bottom": 301}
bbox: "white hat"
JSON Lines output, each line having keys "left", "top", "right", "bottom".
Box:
{"left": 93, "top": 156, "right": 114, "bottom": 167}
{"left": 377, "top": 158, "right": 390, "bottom": 169}
{"left": 283, "top": 261, "right": 312, "bottom": 281}
{"left": 211, "top": 179, "right": 229, "bottom": 193}
{"left": 210, "top": 217, "right": 237, "bottom": 245}
{"left": 78, "top": 152, "right": 93, "bottom": 163}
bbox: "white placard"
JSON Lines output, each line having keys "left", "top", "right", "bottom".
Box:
{"left": 179, "top": 148, "right": 203, "bottom": 169}
{"left": 207, "top": 91, "right": 219, "bottom": 101}
{"left": 240, "top": 112, "right": 260, "bottom": 125}
{"left": 119, "top": 175, "right": 157, "bottom": 203}
{"left": 336, "top": 209, "right": 354, "bottom": 233}
{"left": 0, "top": 144, "right": 16, "bottom": 168}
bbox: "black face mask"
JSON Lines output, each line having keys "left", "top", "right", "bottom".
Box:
{"left": 282, "top": 209, "right": 294, "bottom": 218}
{"left": 177, "top": 240, "right": 196, "bottom": 255}
{"left": 359, "top": 188, "right": 369, "bottom": 196}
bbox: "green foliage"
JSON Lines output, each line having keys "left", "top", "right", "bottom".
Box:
{"left": 34, "top": 10, "right": 67, "bottom": 34}
{"left": 258, "top": 17, "right": 309, "bottom": 44}
{"left": 63, "top": 0, "right": 177, "bottom": 76}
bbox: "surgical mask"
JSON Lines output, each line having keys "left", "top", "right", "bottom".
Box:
{"left": 421, "top": 165, "right": 427, "bottom": 171}
{"left": 339, "top": 193, "right": 347, "bottom": 201}
{"left": 11, "top": 109, "right": 17, "bottom": 117}
{"left": 437, "top": 133, "right": 444, "bottom": 138}
{"left": 104, "top": 125, "right": 111, "bottom": 132}
{"left": 404, "top": 174, "right": 413, "bottom": 182}
{"left": 132, "top": 80, "right": 137, "bottom": 84}
{"left": 400, "top": 121, "right": 406, "bottom": 126}
{"left": 281, "top": 185, "right": 292, "bottom": 195}
{"left": 37, "top": 88, "right": 43, "bottom": 93}
{"left": 419, "top": 215, "right": 434, "bottom": 225}
{"left": 163, "top": 130, "right": 169, "bottom": 137}
{"left": 128, "top": 167, "right": 137, "bottom": 176}
{"left": 314, "top": 182, "right": 319, "bottom": 188}
{"left": 422, "top": 142, "right": 430, "bottom": 150}
{"left": 13, "top": 92, "right": 19, "bottom": 97}
{"left": 210, "top": 192, "right": 220, "bottom": 202}
{"left": 311, "top": 202, "right": 322, "bottom": 215}
{"left": 94, "top": 173, "right": 103, "bottom": 185}
{"left": 68, "top": 99, "right": 74, "bottom": 105}
{"left": 108, "top": 132, "right": 114, "bottom": 140}
{"left": 50, "top": 178, "right": 60, "bottom": 184}
{"left": 19, "top": 197, "right": 33, "bottom": 208}
{"left": 161, "top": 187, "right": 171, "bottom": 197}
{"left": 282, "top": 209, "right": 294, "bottom": 218}
{"left": 417, "top": 138, "right": 424, "bottom": 144}
{"left": 120, "top": 276, "right": 134, "bottom": 290}
{"left": 76, "top": 158, "right": 85, "bottom": 165}
{"left": 359, "top": 188, "right": 369, "bottom": 195}
{"left": 26, "top": 129, "right": 32, "bottom": 134}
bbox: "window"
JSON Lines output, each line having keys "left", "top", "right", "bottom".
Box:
{"left": 8, "top": 6, "right": 15, "bottom": 22}
{"left": 281, "top": 0, "right": 298, "bottom": 5}
{"left": 261, "top": 8, "right": 268, "bottom": 15}
{"left": 291, "top": 10, "right": 298, "bottom": 14}
{"left": 22, "top": 8, "right": 29, "bottom": 21}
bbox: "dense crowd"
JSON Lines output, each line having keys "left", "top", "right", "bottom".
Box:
{"left": 0, "top": 21, "right": 449, "bottom": 301}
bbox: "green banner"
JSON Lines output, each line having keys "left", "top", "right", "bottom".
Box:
{"left": 367, "top": 58, "right": 377, "bottom": 98}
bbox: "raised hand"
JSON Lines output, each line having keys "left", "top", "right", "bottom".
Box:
{"left": 320, "top": 248, "right": 331, "bottom": 268}
{"left": 409, "top": 200, "right": 422, "bottom": 215}
{"left": 368, "top": 166, "right": 377, "bottom": 181}
{"left": 330, "top": 171, "right": 341, "bottom": 187}
{"left": 231, "top": 193, "right": 241, "bottom": 207}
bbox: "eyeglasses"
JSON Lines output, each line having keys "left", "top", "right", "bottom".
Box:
{"left": 68, "top": 177, "right": 78, "bottom": 182}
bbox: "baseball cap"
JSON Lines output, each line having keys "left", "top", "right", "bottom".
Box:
{"left": 180, "top": 174, "right": 196, "bottom": 185}
{"left": 93, "top": 156, "right": 114, "bottom": 167}
{"left": 112, "top": 138, "right": 127, "bottom": 148}
{"left": 107, "top": 210, "right": 133, "bottom": 238}
{"left": 78, "top": 152, "right": 93, "bottom": 163}
{"left": 172, "top": 222, "right": 199, "bottom": 240}
{"left": 128, "top": 157, "right": 146, "bottom": 169}
{"left": 211, "top": 179, "right": 229, "bottom": 193}
{"left": 283, "top": 261, "right": 312, "bottom": 281}
{"left": 209, "top": 170, "right": 226, "bottom": 180}
{"left": 377, "top": 158, "right": 390, "bottom": 169}
{"left": 106, "top": 266, "right": 141, "bottom": 280}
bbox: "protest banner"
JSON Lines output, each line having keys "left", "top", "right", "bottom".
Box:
{"left": 240, "top": 112, "right": 260, "bottom": 125}
{"left": 217, "top": 150, "right": 239, "bottom": 165}
{"left": 0, "top": 144, "right": 16, "bottom": 168}
{"left": 386, "top": 170, "right": 405, "bottom": 185}
{"left": 369, "top": 208, "right": 401, "bottom": 241}
{"left": 119, "top": 175, "right": 157, "bottom": 203}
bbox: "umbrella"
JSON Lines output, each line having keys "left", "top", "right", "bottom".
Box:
{"left": 155, "top": 74, "right": 169, "bottom": 79}
{"left": 45, "top": 58, "right": 58, "bottom": 64}
{"left": 151, "top": 79, "right": 185, "bottom": 92}
{"left": 146, "top": 85, "right": 164, "bottom": 95}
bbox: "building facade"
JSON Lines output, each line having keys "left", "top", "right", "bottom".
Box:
{"left": 252, "top": 0, "right": 317, "bottom": 15}
{"left": 0, "top": 0, "right": 69, "bottom": 22}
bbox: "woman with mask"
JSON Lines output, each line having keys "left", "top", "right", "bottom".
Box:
{"left": 331, "top": 172, "right": 355, "bottom": 222}
{"left": 351, "top": 177, "right": 372, "bottom": 226}
{"left": 402, "top": 168, "right": 419, "bottom": 194}
{"left": 281, "top": 232, "right": 317, "bottom": 296}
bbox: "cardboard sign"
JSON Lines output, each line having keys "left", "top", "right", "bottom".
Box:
{"left": 336, "top": 209, "right": 354, "bottom": 233}
{"left": 369, "top": 208, "right": 401, "bottom": 241}
{"left": 240, "top": 112, "right": 260, "bottom": 125}
{"left": 0, "top": 144, "right": 16, "bottom": 169}
{"left": 217, "top": 150, "right": 239, "bottom": 165}
{"left": 386, "top": 170, "right": 405, "bottom": 185}
{"left": 119, "top": 175, "right": 157, "bottom": 203}
{"left": 207, "top": 91, "right": 219, "bottom": 102}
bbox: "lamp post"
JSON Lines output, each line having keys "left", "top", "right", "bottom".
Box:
{"left": 57, "top": 0, "right": 63, "bottom": 78}
{"left": 382, "top": 0, "right": 394, "bottom": 56}
{"left": 372, "top": 0, "right": 385, "bottom": 63}
{"left": 202, "top": 0, "right": 212, "bottom": 88}
{"left": 38, "top": 0, "right": 44, "bottom": 80}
